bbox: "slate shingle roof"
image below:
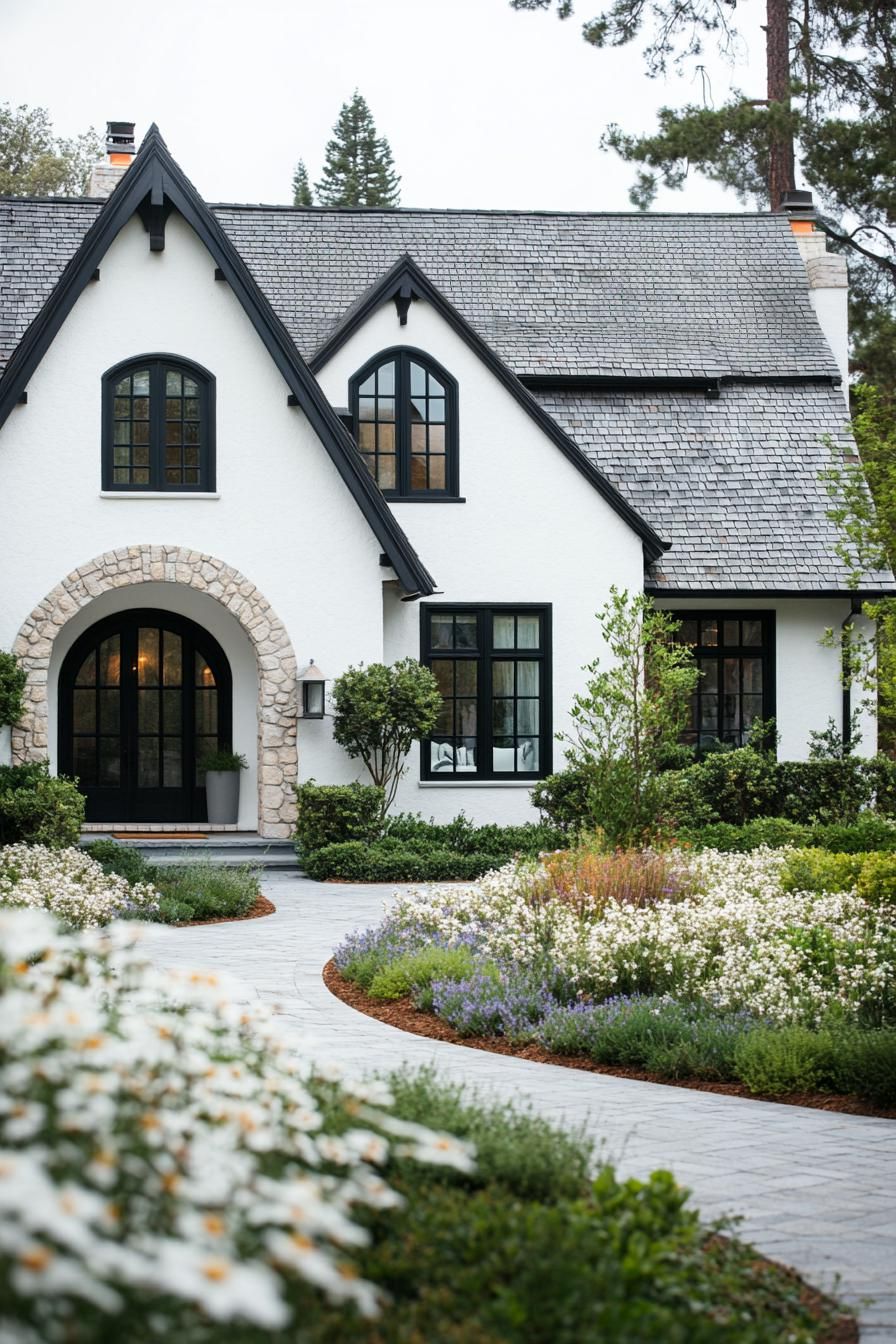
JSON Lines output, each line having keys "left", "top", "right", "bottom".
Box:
{"left": 536, "top": 384, "right": 895, "bottom": 592}
{"left": 1, "top": 199, "right": 838, "bottom": 381}
{"left": 1, "top": 194, "right": 887, "bottom": 591}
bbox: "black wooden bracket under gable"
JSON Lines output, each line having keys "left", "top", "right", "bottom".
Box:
{"left": 136, "top": 161, "right": 174, "bottom": 251}
{"left": 394, "top": 281, "right": 415, "bottom": 326}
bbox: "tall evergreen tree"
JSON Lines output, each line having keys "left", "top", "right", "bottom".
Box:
{"left": 292, "top": 159, "right": 313, "bottom": 206}
{"left": 511, "top": 2, "right": 896, "bottom": 389}
{"left": 315, "top": 93, "right": 401, "bottom": 207}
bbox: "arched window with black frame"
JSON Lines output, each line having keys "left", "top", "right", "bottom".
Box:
{"left": 102, "top": 355, "right": 215, "bottom": 492}
{"left": 349, "top": 348, "right": 458, "bottom": 498}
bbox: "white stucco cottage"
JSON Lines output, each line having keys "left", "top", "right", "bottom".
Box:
{"left": 0, "top": 123, "right": 891, "bottom": 837}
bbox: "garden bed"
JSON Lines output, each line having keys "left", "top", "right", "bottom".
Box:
{"left": 323, "top": 960, "right": 896, "bottom": 1120}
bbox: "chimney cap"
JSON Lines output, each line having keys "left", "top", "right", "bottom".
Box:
{"left": 105, "top": 121, "right": 135, "bottom": 156}
{"left": 779, "top": 189, "right": 815, "bottom": 218}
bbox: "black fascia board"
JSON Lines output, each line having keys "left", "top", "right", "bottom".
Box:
{"left": 644, "top": 585, "right": 896, "bottom": 598}
{"left": 520, "top": 373, "right": 722, "bottom": 394}
{"left": 310, "top": 255, "right": 669, "bottom": 564}
{"left": 0, "top": 127, "right": 435, "bottom": 599}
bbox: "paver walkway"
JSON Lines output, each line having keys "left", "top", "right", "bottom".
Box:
{"left": 142, "top": 872, "right": 896, "bottom": 1341}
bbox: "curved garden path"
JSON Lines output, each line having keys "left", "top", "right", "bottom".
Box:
{"left": 142, "top": 872, "right": 896, "bottom": 1342}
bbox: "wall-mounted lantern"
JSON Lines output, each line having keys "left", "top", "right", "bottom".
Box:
{"left": 300, "top": 661, "right": 326, "bottom": 718}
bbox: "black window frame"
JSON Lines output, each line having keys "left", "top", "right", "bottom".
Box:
{"left": 102, "top": 354, "right": 216, "bottom": 493}
{"left": 672, "top": 609, "right": 776, "bottom": 749}
{"left": 420, "top": 603, "right": 552, "bottom": 781}
{"left": 350, "top": 346, "right": 459, "bottom": 500}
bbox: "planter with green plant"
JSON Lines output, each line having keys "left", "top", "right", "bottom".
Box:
{"left": 200, "top": 748, "right": 248, "bottom": 826}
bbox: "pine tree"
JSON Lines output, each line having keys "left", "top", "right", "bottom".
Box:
{"left": 292, "top": 159, "right": 313, "bottom": 206}
{"left": 315, "top": 93, "right": 401, "bottom": 207}
{"left": 512, "top": 1, "right": 896, "bottom": 390}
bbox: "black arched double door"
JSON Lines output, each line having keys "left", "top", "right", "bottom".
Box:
{"left": 59, "top": 610, "right": 233, "bottom": 822}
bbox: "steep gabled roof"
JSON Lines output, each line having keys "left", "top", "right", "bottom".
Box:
{"left": 0, "top": 128, "right": 435, "bottom": 598}
{"left": 310, "top": 254, "right": 669, "bottom": 564}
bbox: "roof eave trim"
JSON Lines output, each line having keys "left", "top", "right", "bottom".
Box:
{"left": 310, "top": 254, "right": 669, "bottom": 562}
{"left": 645, "top": 585, "right": 896, "bottom": 598}
{"left": 0, "top": 130, "right": 435, "bottom": 599}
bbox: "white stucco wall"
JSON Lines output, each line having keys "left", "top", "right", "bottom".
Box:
{"left": 654, "top": 595, "right": 875, "bottom": 760}
{"left": 0, "top": 212, "right": 388, "bottom": 820}
{"left": 316, "top": 297, "right": 648, "bottom": 823}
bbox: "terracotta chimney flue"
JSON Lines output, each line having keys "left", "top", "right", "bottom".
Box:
{"left": 87, "top": 119, "right": 136, "bottom": 199}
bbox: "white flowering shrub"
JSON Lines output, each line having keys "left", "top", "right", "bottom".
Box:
{"left": 387, "top": 849, "right": 896, "bottom": 1026}
{"left": 0, "top": 908, "right": 475, "bottom": 1342}
{"left": 0, "top": 844, "right": 161, "bottom": 927}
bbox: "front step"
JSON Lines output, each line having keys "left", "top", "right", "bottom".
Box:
{"left": 81, "top": 833, "right": 300, "bottom": 871}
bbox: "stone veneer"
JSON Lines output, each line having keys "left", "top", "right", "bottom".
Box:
{"left": 12, "top": 545, "right": 299, "bottom": 838}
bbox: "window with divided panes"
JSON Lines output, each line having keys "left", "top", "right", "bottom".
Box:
{"left": 350, "top": 349, "right": 458, "bottom": 497}
{"left": 673, "top": 613, "right": 773, "bottom": 748}
{"left": 102, "top": 357, "right": 214, "bottom": 491}
{"left": 421, "top": 606, "right": 551, "bottom": 779}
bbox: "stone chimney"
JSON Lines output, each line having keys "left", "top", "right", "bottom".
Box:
{"left": 86, "top": 121, "right": 136, "bottom": 199}
{"left": 780, "top": 190, "right": 849, "bottom": 400}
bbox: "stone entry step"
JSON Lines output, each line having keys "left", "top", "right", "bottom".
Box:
{"left": 81, "top": 831, "right": 301, "bottom": 871}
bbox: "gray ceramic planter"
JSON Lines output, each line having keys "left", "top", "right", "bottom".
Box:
{"left": 205, "top": 770, "right": 240, "bottom": 826}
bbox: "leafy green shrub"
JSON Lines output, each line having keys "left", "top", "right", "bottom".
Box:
{"left": 303, "top": 840, "right": 505, "bottom": 882}
{"left": 83, "top": 839, "right": 157, "bottom": 886}
{"left": 384, "top": 811, "right": 564, "bottom": 857}
{"left": 368, "top": 946, "right": 477, "bottom": 1003}
{"left": 780, "top": 849, "right": 865, "bottom": 894}
{"left": 733, "top": 1026, "right": 830, "bottom": 1095}
{"left": 824, "top": 1029, "right": 896, "bottom": 1106}
{"left": 776, "top": 758, "right": 872, "bottom": 823}
{"left": 813, "top": 814, "right": 896, "bottom": 852}
{"left": 856, "top": 852, "right": 896, "bottom": 906}
{"left": 531, "top": 764, "right": 597, "bottom": 832}
{"left": 0, "top": 762, "right": 84, "bottom": 847}
{"left": 384, "top": 1068, "right": 592, "bottom": 1202}
{"left": 0, "top": 651, "right": 26, "bottom": 728}
{"left": 150, "top": 862, "right": 259, "bottom": 923}
{"left": 675, "top": 817, "right": 812, "bottom": 852}
{"left": 84, "top": 841, "right": 259, "bottom": 923}
{"left": 294, "top": 780, "right": 384, "bottom": 855}
{"left": 661, "top": 748, "right": 779, "bottom": 827}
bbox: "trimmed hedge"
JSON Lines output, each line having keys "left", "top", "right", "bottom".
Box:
{"left": 536, "top": 750, "right": 896, "bottom": 834}
{"left": 384, "top": 811, "right": 564, "bottom": 857}
{"left": 0, "top": 762, "right": 84, "bottom": 848}
{"left": 678, "top": 814, "right": 896, "bottom": 854}
{"left": 303, "top": 839, "right": 507, "bottom": 883}
{"left": 294, "top": 780, "right": 384, "bottom": 855}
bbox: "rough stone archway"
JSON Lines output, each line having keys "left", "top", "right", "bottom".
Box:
{"left": 12, "top": 545, "right": 299, "bottom": 837}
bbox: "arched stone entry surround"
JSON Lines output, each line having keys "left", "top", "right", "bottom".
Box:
{"left": 12, "top": 546, "right": 299, "bottom": 838}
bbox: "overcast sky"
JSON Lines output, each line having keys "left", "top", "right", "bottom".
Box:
{"left": 2, "top": 0, "right": 772, "bottom": 212}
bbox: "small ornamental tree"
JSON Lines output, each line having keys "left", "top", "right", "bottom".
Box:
{"left": 331, "top": 658, "right": 442, "bottom": 814}
{"left": 564, "top": 588, "right": 699, "bottom": 846}
{"left": 0, "top": 651, "right": 26, "bottom": 729}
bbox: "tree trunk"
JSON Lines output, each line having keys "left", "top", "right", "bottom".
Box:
{"left": 766, "top": 0, "right": 796, "bottom": 210}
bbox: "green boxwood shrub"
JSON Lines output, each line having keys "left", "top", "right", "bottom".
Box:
{"left": 384, "top": 811, "right": 564, "bottom": 857}
{"left": 303, "top": 839, "right": 506, "bottom": 882}
{"left": 0, "top": 762, "right": 84, "bottom": 848}
{"left": 733, "top": 1026, "right": 830, "bottom": 1095}
{"left": 678, "top": 814, "right": 896, "bottom": 855}
{"left": 812, "top": 814, "right": 896, "bottom": 852}
{"left": 531, "top": 765, "right": 598, "bottom": 832}
{"left": 293, "top": 780, "right": 384, "bottom": 855}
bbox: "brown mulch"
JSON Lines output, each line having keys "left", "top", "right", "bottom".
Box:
{"left": 322, "top": 960, "right": 896, "bottom": 1120}
{"left": 176, "top": 893, "right": 276, "bottom": 927}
